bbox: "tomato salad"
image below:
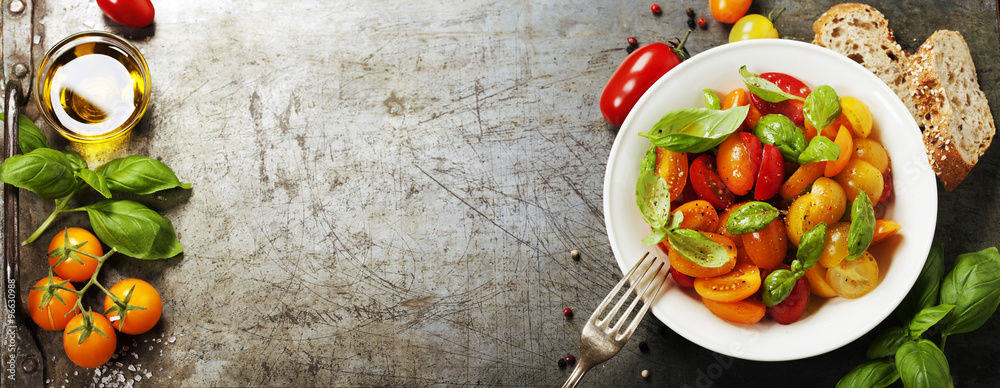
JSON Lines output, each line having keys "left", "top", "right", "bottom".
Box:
{"left": 635, "top": 67, "right": 900, "bottom": 325}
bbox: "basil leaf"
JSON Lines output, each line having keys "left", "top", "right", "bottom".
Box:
{"left": 836, "top": 360, "right": 899, "bottom": 388}
{"left": 866, "top": 326, "right": 909, "bottom": 359}
{"left": 96, "top": 155, "right": 192, "bottom": 195}
{"left": 908, "top": 304, "right": 955, "bottom": 340}
{"left": 939, "top": 247, "right": 1000, "bottom": 338}
{"left": 725, "top": 201, "right": 779, "bottom": 235}
{"left": 797, "top": 135, "right": 841, "bottom": 165}
{"left": 0, "top": 148, "right": 79, "bottom": 200}
{"left": 703, "top": 89, "right": 721, "bottom": 110}
{"left": 739, "top": 65, "right": 805, "bottom": 103}
{"left": 846, "top": 191, "right": 875, "bottom": 260}
{"left": 76, "top": 169, "right": 112, "bottom": 198}
{"left": 638, "top": 106, "right": 749, "bottom": 153}
{"left": 803, "top": 85, "right": 842, "bottom": 131}
{"left": 669, "top": 211, "right": 684, "bottom": 229}
{"left": 895, "top": 340, "right": 953, "bottom": 388}
{"left": 14, "top": 114, "right": 50, "bottom": 153}
{"left": 753, "top": 114, "right": 807, "bottom": 161}
{"left": 635, "top": 170, "right": 671, "bottom": 229}
{"left": 797, "top": 222, "right": 827, "bottom": 270}
{"left": 897, "top": 243, "right": 946, "bottom": 324}
{"left": 640, "top": 145, "right": 657, "bottom": 174}
{"left": 763, "top": 269, "right": 797, "bottom": 307}
{"left": 667, "top": 229, "right": 729, "bottom": 268}
{"left": 85, "top": 200, "right": 184, "bottom": 260}
{"left": 61, "top": 150, "right": 88, "bottom": 172}
{"left": 641, "top": 228, "right": 669, "bottom": 246}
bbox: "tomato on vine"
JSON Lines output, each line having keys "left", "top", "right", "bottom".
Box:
{"left": 104, "top": 278, "right": 162, "bottom": 335}
{"left": 729, "top": 9, "right": 783, "bottom": 42}
{"left": 64, "top": 310, "right": 117, "bottom": 368}
{"left": 27, "top": 276, "right": 79, "bottom": 331}
{"left": 48, "top": 227, "right": 104, "bottom": 282}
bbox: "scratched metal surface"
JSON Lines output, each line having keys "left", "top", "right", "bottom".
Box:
{"left": 3, "top": 0, "right": 1000, "bottom": 386}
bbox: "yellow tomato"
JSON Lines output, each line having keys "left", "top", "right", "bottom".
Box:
{"left": 729, "top": 15, "right": 779, "bottom": 42}
{"left": 840, "top": 96, "right": 873, "bottom": 138}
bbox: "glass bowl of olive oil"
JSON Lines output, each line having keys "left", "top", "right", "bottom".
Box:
{"left": 34, "top": 31, "right": 150, "bottom": 143}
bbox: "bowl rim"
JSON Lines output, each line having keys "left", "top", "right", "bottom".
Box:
{"left": 602, "top": 39, "right": 938, "bottom": 361}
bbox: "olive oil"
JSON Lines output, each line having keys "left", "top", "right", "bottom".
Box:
{"left": 36, "top": 32, "right": 150, "bottom": 142}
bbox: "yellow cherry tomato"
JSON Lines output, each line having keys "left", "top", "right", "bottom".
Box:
{"left": 840, "top": 96, "right": 873, "bottom": 138}
{"left": 729, "top": 14, "right": 779, "bottom": 42}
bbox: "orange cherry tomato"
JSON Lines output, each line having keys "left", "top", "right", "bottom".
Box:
{"left": 48, "top": 228, "right": 104, "bottom": 283}
{"left": 694, "top": 263, "right": 761, "bottom": 302}
{"left": 722, "top": 88, "right": 750, "bottom": 110}
{"left": 671, "top": 200, "right": 720, "bottom": 232}
{"left": 27, "top": 276, "right": 79, "bottom": 331}
{"left": 742, "top": 218, "right": 788, "bottom": 270}
{"left": 779, "top": 162, "right": 825, "bottom": 200}
{"left": 667, "top": 232, "right": 738, "bottom": 278}
{"left": 804, "top": 266, "right": 838, "bottom": 298}
{"left": 702, "top": 297, "right": 766, "bottom": 324}
{"left": 824, "top": 126, "right": 854, "bottom": 177}
{"left": 103, "top": 279, "right": 162, "bottom": 335}
{"left": 710, "top": 0, "right": 752, "bottom": 24}
{"left": 63, "top": 311, "right": 116, "bottom": 368}
{"left": 655, "top": 147, "right": 688, "bottom": 202}
{"left": 872, "top": 219, "right": 901, "bottom": 245}
{"left": 717, "top": 133, "right": 756, "bottom": 196}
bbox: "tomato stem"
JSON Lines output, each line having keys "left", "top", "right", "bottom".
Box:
{"left": 767, "top": 7, "right": 785, "bottom": 22}
{"left": 66, "top": 248, "right": 118, "bottom": 314}
{"left": 23, "top": 193, "right": 75, "bottom": 245}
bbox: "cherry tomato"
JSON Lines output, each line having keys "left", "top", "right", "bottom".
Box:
{"left": 779, "top": 162, "right": 824, "bottom": 200}
{"left": 879, "top": 170, "right": 893, "bottom": 204}
{"left": 742, "top": 218, "right": 787, "bottom": 270}
{"left": 702, "top": 297, "right": 765, "bottom": 324}
{"left": 27, "top": 276, "right": 79, "bottom": 331}
{"left": 600, "top": 43, "right": 684, "bottom": 127}
{"left": 750, "top": 73, "right": 810, "bottom": 124}
{"left": 786, "top": 178, "right": 846, "bottom": 246}
{"left": 717, "top": 133, "right": 755, "bottom": 196}
{"left": 824, "top": 126, "right": 854, "bottom": 177}
{"left": 689, "top": 155, "right": 735, "bottom": 210}
{"left": 655, "top": 147, "right": 688, "bottom": 202}
{"left": 729, "top": 14, "right": 779, "bottom": 42}
{"left": 872, "top": 219, "right": 901, "bottom": 245}
{"left": 64, "top": 311, "right": 117, "bottom": 368}
{"left": 754, "top": 144, "right": 784, "bottom": 200}
{"left": 721, "top": 88, "right": 749, "bottom": 110}
{"left": 853, "top": 138, "right": 890, "bottom": 174}
{"left": 819, "top": 222, "right": 852, "bottom": 268}
{"left": 833, "top": 159, "right": 884, "bottom": 202}
{"left": 96, "top": 0, "right": 155, "bottom": 28}
{"left": 48, "top": 228, "right": 103, "bottom": 282}
{"left": 671, "top": 200, "right": 720, "bottom": 232}
{"left": 740, "top": 132, "right": 763, "bottom": 177}
{"left": 768, "top": 275, "right": 810, "bottom": 324}
{"left": 804, "top": 266, "right": 838, "bottom": 298}
{"left": 827, "top": 251, "right": 879, "bottom": 299}
{"left": 104, "top": 279, "right": 162, "bottom": 335}
{"left": 670, "top": 267, "right": 696, "bottom": 288}
{"left": 694, "top": 263, "right": 761, "bottom": 302}
{"left": 666, "top": 232, "right": 737, "bottom": 278}
{"left": 840, "top": 96, "right": 873, "bottom": 138}
{"left": 710, "top": 0, "right": 752, "bottom": 24}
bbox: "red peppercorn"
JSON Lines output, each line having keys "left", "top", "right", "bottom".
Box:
{"left": 627, "top": 37, "right": 638, "bottom": 46}
{"left": 650, "top": 4, "right": 661, "bottom": 14}
{"left": 563, "top": 308, "right": 573, "bottom": 318}
{"left": 565, "top": 355, "right": 576, "bottom": 364}
{"left": 698, "top": 17, "right": 707, "bottom": 28}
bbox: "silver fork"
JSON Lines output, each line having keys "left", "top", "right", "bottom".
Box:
{"left": 562, "top": 252, "right": 669, "bottom": 388}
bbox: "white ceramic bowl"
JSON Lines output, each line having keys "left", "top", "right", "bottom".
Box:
{"left": 603, "top": 39, "right": 937, "bottom": 361}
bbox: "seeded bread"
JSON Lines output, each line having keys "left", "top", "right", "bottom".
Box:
{"left": 907, "top": 30, "right": 995, "bottom": 191}
{"left": 811, "top": 3, "right": 920, "bottom": 123}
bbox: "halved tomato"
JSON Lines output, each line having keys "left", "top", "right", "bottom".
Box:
{"left": 750, "top": 72, "right": 811, "bottom": 124}
{"left": 655, "top": 147, "right": 689, "bottom": 202}
{"left": 666, "top": 232, "right": 738, "bottom": 278}
{"left": 694, "top": 263, "right": 761, "bottom": 302}
{"left": 689, "top": 155, "right": 735, "bottom": 210}
{"left": 702, "top": 296, "right": 765, "bottom": 324}
{"left": 671, "top": 200, "right": 720, "bottom": 232}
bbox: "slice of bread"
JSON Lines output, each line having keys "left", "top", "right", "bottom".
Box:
{"left": 811, "top": 3, "right": 920, "bottom": 123}
{"left": 907, "top": 30, "right": 996, "bottom": 190}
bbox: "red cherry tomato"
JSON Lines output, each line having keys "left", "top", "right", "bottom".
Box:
{"left": 754, "top": 144, "right": 784, "bottom": 200}
{"left": 96, "top": 0, "right": 155, "bottom": 28}
{"left": 716, "top": 134, "right": 755, "bottom": 196}
{"left": 669, "top": 267, "right": 695, "bottom": 288}
{"left": 740, "top": 132, "right": 763, "bottom": 177}
{"left": 689, "top": 155, "right": 735, "bottom": 210}
{"left": 768, "top": 275, "right": 811, "bottom": 325}
{"left": 880, "top": 170, "right": 893, "bottom": 204}
{"left": 710, "top": 0, "right": 752, "bottom": 24}
{"left": 750, "top": 72, "right": 811, "bottom": 124}
{"left": 600, "top": 43, "right": 684, "bottom": 127}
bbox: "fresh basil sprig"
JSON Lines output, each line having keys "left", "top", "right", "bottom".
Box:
{"left": 753, "top": 114, "right": 807, "bottom": 162}
{"left": 724, "top": 201, "right": 779, "bottom": 235}
{"left": 797, "top": 135, "right": 841, "bottom": 165}
{"left": 803, "top": 85, "right": 842, "bottom": 131}
{"left": 838, "top": 245, "right": 1000, "bottom": 388}
{"left": 703, "top": 89, "right": 722, "bottom": 110}
{"left": 846, "top": 191, "right": 875, "bottom": 261}
{"left": 639, "top": 106, "right": 748, "bottom": 153}
{"left": 0, "top": 122, "right": 192, "bottom": 259}
{"left": 739, "top": 66, "right": 806, "bottom": 103}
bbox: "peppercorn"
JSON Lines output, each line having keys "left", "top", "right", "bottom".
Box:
{"left": 698, "top": 17, "right": 707, "bottom": 28}
{"left": 558, "top": 357, "right": 567, "bottom": 368}
{"left": 627, "top": 37, "right": 638, "bottom": 46}
{"left": 687, "top": 18, "right": 697, "bottom": 29}
{"left": 686, "top": 8, "right": 695, "bottom": 17}
{"left": 563, "top": 308, "right": 573, "bottom": 318}
{"left": 651, "top": 4, "right": 662, "bottom": 14}
{"left": 565, "top": 355, "right": 576, "bottom": 364}
{"left": 570, "top": 249, "right": 580, "bottom": 260}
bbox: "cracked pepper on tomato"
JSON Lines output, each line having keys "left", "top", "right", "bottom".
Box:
{"left": 634, "top": 67, "right": 900, "bottom": 325}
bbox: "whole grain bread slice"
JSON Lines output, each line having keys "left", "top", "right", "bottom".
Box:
{"left": 907, "top": 30, "right": 996, "bottom": 190}
{"left": 811, "top": 3, "right": 920, "bottom": 123}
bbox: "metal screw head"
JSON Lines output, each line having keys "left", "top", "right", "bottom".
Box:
{"left": 11, "top": 63, "right": 28, "bottom": 78}
{"left": 8, "top": 0, "right": 25, "bottom": 14}
{"left": 20, "top": 355, "right": 37, "bottom": 373}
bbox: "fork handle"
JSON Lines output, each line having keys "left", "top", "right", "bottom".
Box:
{"left": 561, "top": 360, "right": 591, "bottom": 388}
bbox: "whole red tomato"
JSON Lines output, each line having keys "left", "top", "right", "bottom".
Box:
{"left": 600, "top": 42, "right": 686, "bottom": 127}
{"left": 97, "top": 0, "right": 155, "bottom": 28}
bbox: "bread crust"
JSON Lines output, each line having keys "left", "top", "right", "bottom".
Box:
{"left": 908, "top": 30, "right": 996, "bottom": 190}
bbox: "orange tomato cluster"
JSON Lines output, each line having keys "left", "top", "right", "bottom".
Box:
{"left": 652, "top": 87, "right": 901, "bottom": 325}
